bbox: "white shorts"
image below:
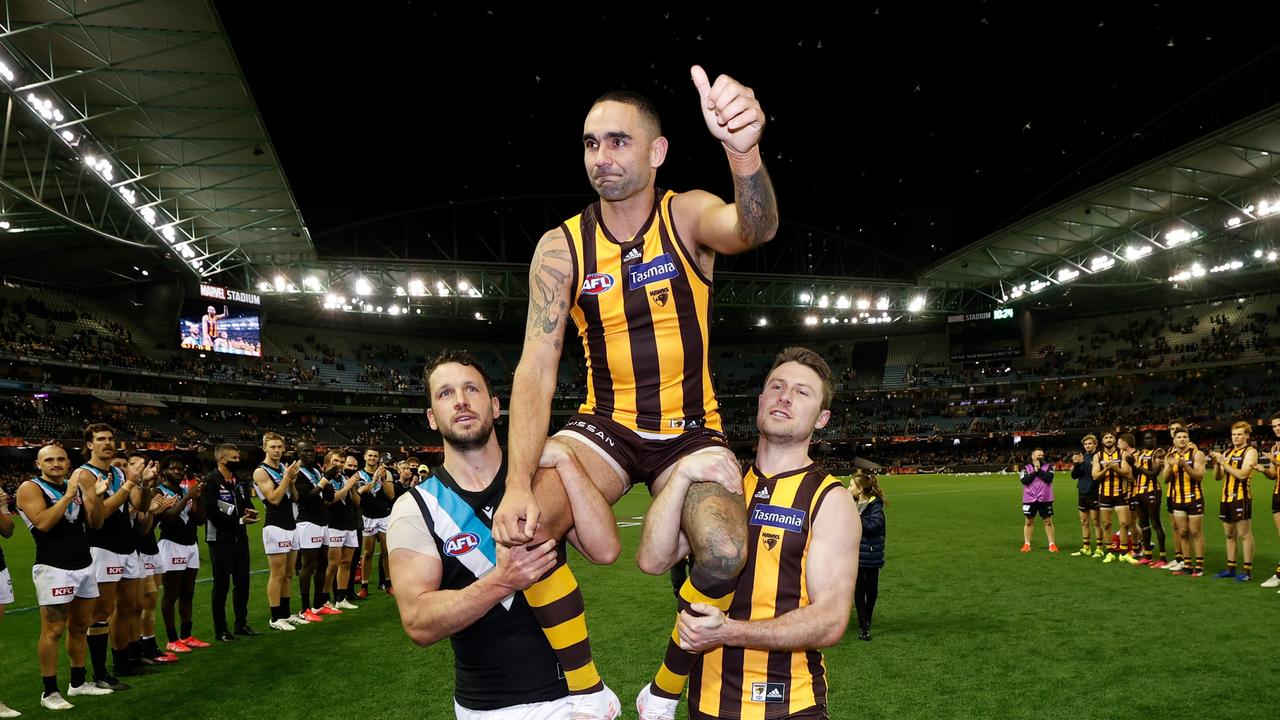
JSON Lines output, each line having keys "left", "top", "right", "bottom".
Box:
{"left": 32, "top": 563, "right": 99, "bottom": 606}
{"left": 263, "top": 525, "right": 296, "bottom": 555}
{"left": 453, "top": 698, "right": 573, "bottom": 720}
{"left": 327, "top": 530, "right": 358, "bottom": 549}
{"left": 157, "top": 540, "right": 201, "bottom": 573}
{"left": 91, "top": 547, "right": 144, "bottom": 583}
{"left": 0, "top": 567, "right": 12, "bottom": 605}
{"left": 362, "top": 516, "right": 389, "bottom": 536}
{"left": 139, "top": 553, "right": 162, "bottom": 577}
{"left": 295, "top": 522, "right": 328, "bottom": 550}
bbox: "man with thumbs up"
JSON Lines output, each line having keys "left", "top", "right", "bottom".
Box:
{"left": 494, "top": 65, "right": 778, "bottom": 719}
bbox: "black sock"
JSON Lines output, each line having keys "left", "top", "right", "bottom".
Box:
{"left": 165, "top": 622, "right": 180, "bottom": 643}
{"left": 128, "top": 640, "right": 142, "bottom": 663}
{"left": 269, "top": 605, "right": 282, "bottom": 621}
{"left": 143, "top": 636, "right": 158, "bottom": 656}
{"left": 282, "top": 597, "right": 291, "bottom": 618}
{"left": 301, "top": 586, "right": 311, "bottom": 611}
{"left": 112, "top": 646, "right": 129, "bottom": 670}
{"left": 88, "top": 624, "right": 109, "bottom": 678}
{"left": 70, "top": 666, "right": 86, "bottom": 689}
{"left": 43, "top": 675, "right": 58, "bottom": 695}
{"left": 336, "top": 588, "right": 347, "bottom": 602}
{"left": 316, "top": 592, "right": 329, "bottom": 607}
{"left": 180, "top": 622, "right": 192, "bottom": 639}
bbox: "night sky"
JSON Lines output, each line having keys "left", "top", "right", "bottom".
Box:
{"left": 216, "top": 3, "right": 1280, "bottom": 276}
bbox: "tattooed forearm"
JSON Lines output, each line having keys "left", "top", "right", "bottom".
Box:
{"left": 526, "top": 246, "right": 572, "bottom": 341}
{"left": 732, "top": 164, "right": 778, "bottom": 248}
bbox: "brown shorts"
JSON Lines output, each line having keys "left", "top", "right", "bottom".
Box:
{"left": 1273, "top": 492, "right": 1280, "bottom": 515}
{"left": 1219, "top": 499, "right": 1252, "bottom": 522}
{"left": 1130, "top": 491, "right": 1160, "bottom": 513}
{"left": 556, "top": 412, "right": 730, "bottom": 490}
{"left": 1099, "top": 495, "right": 1128, "bottom": 510}
{"left": 1173, "top": 499, "right": 1205, "bottom": 516}
{"left": 690, "top": 704, "right": 827, "bottom": 720}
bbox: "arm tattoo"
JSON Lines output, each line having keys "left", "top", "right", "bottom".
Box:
{"left": 527, "top": 247, "right": 571, "bottom": 341}
{"left": 732, "top": 164, "right": 778, "bottom": 248}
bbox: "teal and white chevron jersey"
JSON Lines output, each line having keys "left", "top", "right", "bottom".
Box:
{"left": 405, "top": 463, "right": 567, "bottom": 711}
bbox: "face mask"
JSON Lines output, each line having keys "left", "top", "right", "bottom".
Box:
{"left": 343, "top": 467, "right": 358, "bottom": 478}
{"left": 225, "top": 460, "right": 251, "bottom": 473}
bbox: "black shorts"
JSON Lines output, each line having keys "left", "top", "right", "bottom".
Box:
{"left": 1077, "top": 495, "right": 1099, "bottom": 513}
{"left": 1099, "top": 495, "right": 1128, "bottom": 510}
{"left": 1166, "top": 495, "right": 1176, "bottom": 514}
{"left": 557, "top": 412, "right": 730, "bottom": 490}
{"left": 1273, "top": 492, "right": 1280, "bottom": 515}
{"left": 1219, "top": 499, "right": 1252, "bottom": 522}
{"left": 1173, "top": 499, "right": 1205, "bottom": 516}
{"left": 1023, "top": 501, "right": 1053, "bottom": 519}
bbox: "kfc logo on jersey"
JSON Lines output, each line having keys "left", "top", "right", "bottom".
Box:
{"left": 581, "top": 273, "right": 615, "bottom": 295}
{"left": 311, "top": 535, "right": 325, "bottom": 544}
{"left": 52, "top": 585, "right": 75, "bottom": 597}
{"left": 276, "top": 541, "right": 293, "bottom": 550}
{"left": 171, "top": 557, "right": 187, "bottom": 566}
{"left": 106, "top": 565, "right": 124, "bottom": 576}
{"left": 444, "top": 532, "right": 481, "bottom": 557}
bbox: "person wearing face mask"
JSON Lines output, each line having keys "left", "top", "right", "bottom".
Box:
{"left": 322, "top": 451, "right": 361, "bottom": 611}
{"left": 201, "top": 444, "right": 259, "bottom": 641}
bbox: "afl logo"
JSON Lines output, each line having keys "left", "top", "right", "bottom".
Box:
{"left": 444, "top": 532, "right": 480, "bottom": 557}
{"left": 581, "top": 273, "right": 615, "bottom": 295}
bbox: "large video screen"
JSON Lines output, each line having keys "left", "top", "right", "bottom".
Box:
{"left": 179, "top": 302, "right": 262, "bottom": 357}
{"left": 947, "top": 310, "right": 1022, "bottom": 362}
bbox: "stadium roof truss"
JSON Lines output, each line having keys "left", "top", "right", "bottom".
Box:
{"left": 921, "top": 105, "right": 1280, "bottom": 305}
{"left": 0, "top": 0, "right": 311, "bottom": 281}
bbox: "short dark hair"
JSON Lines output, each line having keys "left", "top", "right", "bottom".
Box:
{"left": 768, "top": 347, "right": 834, "bottom": 410}
{"left": 126, "top": 449, "right": 149, "bottom": 462}
{"left": 1169, "top": 417, "right": 1188, "bottom": 428}
{"left": 214, "top": 444, "right": 239, "bottom": 460}
{"left": 84, "top": 423, "right": 115, "bottom": 442}
{"left": 424, "top": 349, "right": 493, "bottom": 397}
{"left": 1119, "top": 433, "right": 1135, "bottom": 448}
{"left": 593, "top": 90, "right": 662, "bottom": 137}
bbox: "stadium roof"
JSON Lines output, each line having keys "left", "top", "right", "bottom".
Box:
{"left": 0, "top": 0, "right": 311, "bottom": 284}
{"left": 921, "top": 104, "right": 1280, "bottom": 305}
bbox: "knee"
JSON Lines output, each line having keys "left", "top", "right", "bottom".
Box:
{"left": 690, "top": 524, "right": 747, "bottom": 581}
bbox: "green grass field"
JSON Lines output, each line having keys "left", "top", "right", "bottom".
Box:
{"left": 2, "top": 472, "right": 1279, "bottom": 718}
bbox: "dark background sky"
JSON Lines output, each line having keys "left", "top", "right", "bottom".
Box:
{"left": 216, "top": 3, "right": 1280, "bottom": 276}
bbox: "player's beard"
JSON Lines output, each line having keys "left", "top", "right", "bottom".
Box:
{"left": 441, "top": 415, "right": 495, "bottom": 452}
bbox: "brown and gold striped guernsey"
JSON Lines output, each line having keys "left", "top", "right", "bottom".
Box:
{"left": 1098, "top": 449, "right": 1124, "bottom": 497}
{"left": 1133, "top": 449, "right": 1159, "bottom": 495}
{"left": 1169, "top": 448, "right": 1201, "bottom": 504}
{"left": 561, "top": 189, "right": 720, "bottom": 438}
{"left": 689, "top": 464, "right": 844, "bottom": 719}
{"left": 1221, "top": 446, "right": 1252, "bottom": 503}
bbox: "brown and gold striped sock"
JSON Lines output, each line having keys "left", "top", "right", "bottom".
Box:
{"left": 523, "top": 549, "right": 602, "bottom": 695}
{"left": 651, "top": 567, "right": 737, "bottom": 700}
